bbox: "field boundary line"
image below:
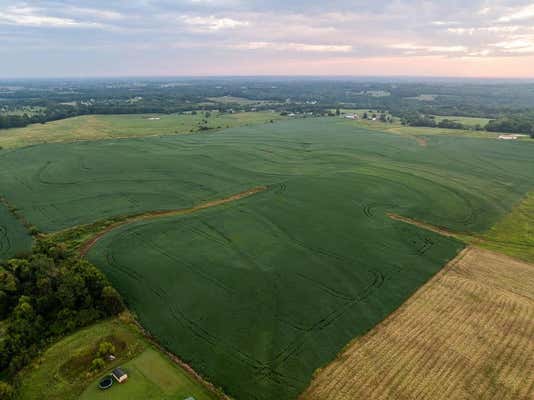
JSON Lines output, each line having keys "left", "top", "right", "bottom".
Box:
{"left": 299, "top": 246, "right": 472, "bottom": 399}
{"left": 300, "top": 245, "right": 534, "bottom": 399}
{"left": 78, "top": 186, "right": 267, "bottom": 256}
{"left": 0, "top": 195, "right": 35, "bottom": 235}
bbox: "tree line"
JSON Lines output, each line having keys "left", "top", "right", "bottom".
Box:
{"left": 0, "top": 238, "right": 124, "bottom": 393}
{"left": 400, "top": 112, "right": 534, "bottom": 137}
{"left": 485, "top": 115, "right": 534, "bottom": 136}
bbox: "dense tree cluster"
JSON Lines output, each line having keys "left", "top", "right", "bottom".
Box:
{"left": 0, "top": 105, "right": 87, "bottom": 129}
{"left": 400, "top": 113, "right": 469, "bottom": 130}
{"left": 3, "top": 78, "right": 534, "bottom": 131}
{"left": 0, "top": 240, "right": 123, "bottom": 376}
{"left": 486, "top": 115, "right": 534, "bottom": 137}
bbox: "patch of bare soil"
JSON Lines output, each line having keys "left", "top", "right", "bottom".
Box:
{"left": 415, "top": 136, "right": 428, "bottom": 147}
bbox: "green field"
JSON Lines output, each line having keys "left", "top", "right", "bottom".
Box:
{"left": 0, "top": 203, "right": 32, "bottom": 261}
{"left": 433, "top": 115, "right": 491, "bottom": 127}
{"left": 15, "top": 318, "right": 216, "bottom": 400}
{"left": 2, "top": 118, "right": 534, "bottom": 399}
{"left": 479, "top": 191, "right": 534, "bottom": 263}
{"left": 207, "top": 96, "right": 272, "bottom": 105}
{"left": 87, "top": 181, "right": 465, "bottom": 400}
{"left": 1, "top": 119, "right": 532, "bottom": 233}
{"left": 351, "top": 118, "right": 498, "bottom": 138}
{"left": 0, "top": 112, "right": 284, "bottom": 149}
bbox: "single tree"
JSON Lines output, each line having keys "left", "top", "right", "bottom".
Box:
{"left": 91, "top": 357, "right": 105, "bottom": 371}
{"left": 98, "top": 341, "right": 116, "bottom": 358}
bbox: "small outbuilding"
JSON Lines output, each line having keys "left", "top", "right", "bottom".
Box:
{"left": 112, "top": 367, "right": 128, "bottom": 383}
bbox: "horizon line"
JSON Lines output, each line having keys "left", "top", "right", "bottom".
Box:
{"left": 2, "top": 74, "right": 534, "bottom": 82}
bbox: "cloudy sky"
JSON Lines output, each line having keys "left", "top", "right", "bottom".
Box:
{"left": 1, "top": 0, "right": 534, "bottom": 77}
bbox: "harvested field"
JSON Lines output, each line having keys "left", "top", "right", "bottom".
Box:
{"left": 301, "top": 247, "right": 534, "bottom": 400}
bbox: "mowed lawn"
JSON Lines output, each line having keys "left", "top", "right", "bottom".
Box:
{"left": 16, "top": 318, "right": 145, "bottom": 400}
{"left": 15, "top": 318, "right": 217, "bottom": 400}
{"left": 80, "top": 348, "right": 216, "bottom": 400}
{"left": 1, "top": 118, "right": 534, "bottom": 399}
{"left": 0, "top": 203, "right": 32, "bottom": 261}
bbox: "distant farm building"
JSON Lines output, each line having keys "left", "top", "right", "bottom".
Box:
{"left": 112, "top": 367, "right": 128, "bottom": 383}
{"left": 498, "top": 134, "right": 527, "bottom": 140}
{"left": 344, "top": 114, "right": 359, "bottom": 120}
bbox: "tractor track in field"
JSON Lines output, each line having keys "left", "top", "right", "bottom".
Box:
{"left": 78, "top": 185, "right": 267, "bottom": 256}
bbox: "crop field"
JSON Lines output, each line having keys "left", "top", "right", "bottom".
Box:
{"left": 1, "top": 118, "right": 533, "bottom": 233}
{"left": 433, "top": 115, "right": 491, "bottom": 127}
{"left": 80, "top": 348, "right": 217, "bottom": 400}
{"left": 0, "top": 111, "right": 284, "bottom": 149}
{"left": 0, "top": 203, "right": 32, "bottom": 261}
{"left": 301, "top": 247, "right": 534, "bottom": 400}
{"left": 87, "top": 178, "right": 464, "bottom": 400}
{"left": 1, "top": 118, "right": 534, "bottom": 399}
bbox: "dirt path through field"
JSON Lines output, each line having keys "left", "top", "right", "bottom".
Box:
{"left": 387, "top": 213, "right": 484, "bottom": 244}
{"left": 387, "top": 212, "right": 461, "bottom": 238}
{"left": 79, "top": 186, "right": 267, "bottom": 256}
{"left": 301, "top": 246, "right": 534, "bottom": 400}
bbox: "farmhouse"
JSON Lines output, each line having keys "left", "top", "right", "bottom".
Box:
{"left": 112, "top": 367, "right": 128, "bottom": 383}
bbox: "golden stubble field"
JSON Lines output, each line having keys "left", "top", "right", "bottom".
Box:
{"left": 301, "top": 247, "right": 534, "bottom": 400}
